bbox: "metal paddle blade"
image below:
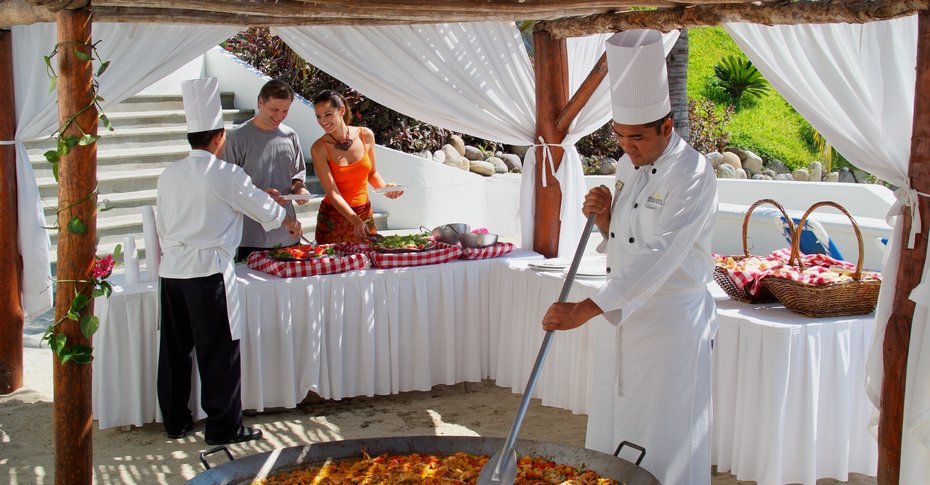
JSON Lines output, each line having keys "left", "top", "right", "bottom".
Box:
{"left": 477, "top": 449, "right": 518, "bottom": 485}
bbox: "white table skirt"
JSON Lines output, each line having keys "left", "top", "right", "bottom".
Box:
{"left": 489, "top": 260, "right": 877, "bottom": 485}
{"left": 91, "top": 250, "right": 540, "bottom": 429}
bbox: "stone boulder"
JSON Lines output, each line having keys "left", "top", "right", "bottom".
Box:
{"left": 705, "top": 151, "right": 725, "bottom": 169}
{"left": 774, "top": 173, "right": 795, "bottom": 181}
{"left": 463, "top": 145, "right": 485, "bottom": 161}
{"left": 487, "top": 156, "right": 508, "bottom": 174}
{"left": 510, "top": 145, "right": 530, "bottom": 160}
{"left": 716, "top": 164, "right": 737, "bottom": 178}
{"left": 500, "top": 153, "right": 523, "bottom": 173}
{"left": 742, "top": 150, "right": 764, "bottom": 174}
{"left": 838, "top": 167, "right": 857, "bottom": 184}
{"left": 597, "top": 158, "right": 618, "bottom": 175}
{"left": 735, "top": 168, "right": 748, "bottom": 179}
{"left": 469, "top": 160, "right": 495, "bottom": 177}
{"left": 752, "top": 173, "right": 774, "bottom": 181}
{"left": 791, "top": 168, "right": 810, "bottom": 182}
{"left": 432, "top": 149, "right": 446, "bottom": 163}
{"left": 853, "top": 169, "right": 870, "bottom": 183}
{"left": 722, "top": 151, "right": 742, "bottom": 171}
{"left": 808, "top": 161, "right": 823, "bottom": 182}
{"left": 442, "top": 144, "right": 469, "bottom": 171}
{"left": 763, "top": 169, "right": 777, "bottom": 179}
{"left": 724, "top": 146, "right": 749, "bottom": 161}
{"left": 449, "top": 135, "right": 466, "bottom": 156}
{"left": 416, "top": 149, "right": 432, "bottom": 161}
{"left": 766, "top": 159, "right": 789, "bottom": 174}
{"left": 824, "top": 171, "right": 840, "bottom": 183}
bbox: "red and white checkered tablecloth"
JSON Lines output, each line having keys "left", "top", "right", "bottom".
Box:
{"left": 246, "top": 248, "right": 370, "bottom": 278}
{"left": 716, "top": 249, "right": 872, "bottom": 296}
{"left": 460, "top": 242, "right": 515, "bottom": 260}
{"left": 368, "top": 241, "right": 463, "bottom": 268}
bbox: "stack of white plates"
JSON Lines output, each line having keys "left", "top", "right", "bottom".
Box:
{"left": 526, "top": 259, "right": 569, "bottom": 272}
{"left": 568, "top": 266, "right": 607, "bottom": 279}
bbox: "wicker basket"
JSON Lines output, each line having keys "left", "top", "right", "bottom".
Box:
{"left": 713, "top": 198, "right": 795, "bottom": 303}
{"left": 762, "top": 201, "right": 881, "bottom": 318}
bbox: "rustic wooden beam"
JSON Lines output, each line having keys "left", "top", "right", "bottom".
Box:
{"left": 533, "top": 30, "right": 569, "bottom": 258}
{"left": 53, "top": 7, "right": 97, "bottom": 485}
{"left": 555, "top": 52, "right": 607, "bottom": 134}
{"left": 538, "top": 0, "right": 930, "bottom": 38}
{"left": 877, "top": 9, "right": 930, "bottom": 485}
{"left": 0, "top": 28, "right": 25, "bottom": 395}
{"left": 1, "top": 0, "right": 763, "bottom": 26}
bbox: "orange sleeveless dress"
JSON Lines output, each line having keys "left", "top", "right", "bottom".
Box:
{"left": 315, "top": 134, "right": 378, "bottom": 244}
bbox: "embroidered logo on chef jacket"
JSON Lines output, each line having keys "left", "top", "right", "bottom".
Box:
{"left": 645, "top": 191, "right": 665, "bottom": 208}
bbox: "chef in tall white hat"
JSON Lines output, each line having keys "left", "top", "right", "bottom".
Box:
{"left": 542, "top": 30, "right": 718, "bottom": 485}
{"left": 155, "top": 77, "right": 301, "bottom": 446}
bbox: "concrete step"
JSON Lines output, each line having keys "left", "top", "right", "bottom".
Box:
{"left": 100, "top": 108, "right": 252, "bottom": 130}
{"left": 24, "top": 121, "right": 248, "bottom": 154}
{"left": 30, "top": 143, "right": 190, "bottom": 178}
{"left": 103, "top": 92, "right": 235, "bottom": 113}
{"left": 36, "top": 167, "right": 164, "bottom": 199}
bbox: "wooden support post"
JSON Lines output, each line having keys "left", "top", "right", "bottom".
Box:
{"left": 0, "top": 29, "right": 25, "bottom": 395}
{"left": 533, "top": 30, "right": 570, "bottom": 257}
{"left": 53, "top": 8, "right": 98, "bottom": 485}
{"left": 877, "top": 9, "right": 930, "bottom": 485}
{"left": 555, "top": 52, "right": 607, "bottom": 133}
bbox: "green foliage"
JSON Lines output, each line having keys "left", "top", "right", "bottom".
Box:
{"left": 688, "top": 99, "right": 734, "bottom": 154}
{"left": 224, "top": 28, "right": 504, "bottom": 155}
{"left": 713, "top": 55, "right": 770, "bottom": 101}
{"left": 575, "top": 122, "right": 619, "bottom": 160}
{"left": 688, "top": 27, "right": 821, "bottom": 170}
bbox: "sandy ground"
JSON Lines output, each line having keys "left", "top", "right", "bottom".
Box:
{"left": 0, "top": 347, "right": 876, "bottom": 485}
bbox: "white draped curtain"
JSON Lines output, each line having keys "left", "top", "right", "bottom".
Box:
{"left": 276, "top": 23, "right": 677, "bottom": 258}
{"left": 726, "top": 17, "right": 928, "bottom": 483}
{"left": 11, "top": 23, "right": 239, "bottom": 318}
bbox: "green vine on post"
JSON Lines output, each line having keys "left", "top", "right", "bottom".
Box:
{"left": 41, "top": 39, "right": 119, "bottom": 365}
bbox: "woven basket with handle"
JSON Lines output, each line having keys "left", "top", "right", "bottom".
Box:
{"left": 713, "top": 198, "right": 795, "bottom": 303}
{"left": 762, "top": 201, "right": 881, "bottom": 318}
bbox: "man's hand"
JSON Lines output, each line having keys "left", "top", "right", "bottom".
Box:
{"left": 542, "top": 299, "right": 604, "bottom": 332}
{"left": 582, "top": 185, "right": 613, "bottom": 235}
{"left": 282, "top": 216, "right": 302, "bottom": 238}
{"left": 265, "top": 188, "right": 286, "bottom": 206}
{"left": 292, "top": 187, "right": 312, "bottom": 206}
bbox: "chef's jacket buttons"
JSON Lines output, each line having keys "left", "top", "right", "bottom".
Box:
{"left": 651, "top": 168, "right": 657, "bottom": 174}
{"left": 633, "top": 203, "right": 639, "bottom": 209}
{"left": 606, "top": 267, "right": 611, "bottom": 273}
{"left": 628, "top": 237, "right": 635, "bottom": 243}
{"left": 610, "top": 232, "right": 615, "bottom": 238}
{"left": 634, "top": 165, "right": 640, "bottom": 170}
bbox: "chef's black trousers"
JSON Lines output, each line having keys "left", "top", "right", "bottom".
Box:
{"left": 157, "top": 273, "right": 242, "bottom": 438}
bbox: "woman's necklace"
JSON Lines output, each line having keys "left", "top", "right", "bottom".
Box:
{"left": 328, "top": 128, "right": 353, "bottom": 151}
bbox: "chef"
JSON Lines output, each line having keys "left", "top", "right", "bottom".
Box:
{"left": 155, "top": 77, "right": 301, "bottom": 445}
{"left": 541, "top": 30, "right": 718, "bottom": 485}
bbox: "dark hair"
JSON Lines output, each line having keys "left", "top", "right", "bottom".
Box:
{"left": 259, "top": 78, "right": 294, "bottom": 102}
{"left": 313, "top": 90, "right": 352, "bottom": 125}
{"left": 643, "top": 112, "right": 673, "bottom": 134}
{"left": 187, "top": 128, "right": 225, "bottom": 149}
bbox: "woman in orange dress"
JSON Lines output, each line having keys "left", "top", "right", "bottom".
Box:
{"left": 310, "top": 90, "right": 404, "bottom": 243}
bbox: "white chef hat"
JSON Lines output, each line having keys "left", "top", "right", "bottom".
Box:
{"left": 180, "top": 77, "right": 224, "bottom": 133}
{"left": 605, "top": 29, "right": 670, "bottom": 125}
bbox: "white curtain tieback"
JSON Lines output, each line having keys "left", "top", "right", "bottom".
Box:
{"left": 531, "top": 136, "right": 564, "bottom": 188}
{"left": 0, "top": 140, "right": 18, "bottom": 145}
{"left": 889, "top": 186, "right": 930, "bottom": 249}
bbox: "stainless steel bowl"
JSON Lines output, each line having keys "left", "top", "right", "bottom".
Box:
{"left": 432, "top": 224, "right": 470, "bottom": 245}
{"left": 460, "top": 232, "right": 498, "bottom": 248}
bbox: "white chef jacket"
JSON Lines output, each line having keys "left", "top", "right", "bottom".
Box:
{"left": 585, "top": 132, "right": 718, "bottom": 485}
{"left": 156, "top": 150, "right": 286, "bottom": 340}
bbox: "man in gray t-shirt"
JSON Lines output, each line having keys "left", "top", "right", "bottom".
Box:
{"left": 225, "top": 79, "right": 310, "bottom": 260}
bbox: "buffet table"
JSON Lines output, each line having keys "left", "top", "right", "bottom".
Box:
{"left": 91, "top": 249, "right": 541, "bottom": 429}
{"left": 92, "top": 253, "right": 878, "bottom": 484}
{"left": 489, "top": 259, "right": 878, "bottom": 485}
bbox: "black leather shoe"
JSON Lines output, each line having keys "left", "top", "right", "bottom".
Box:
{"left": 205, "top": 426, "right": 263, "bottom": 445}
{"left": 166, "top": 421, "right": 194, "bottom": 439}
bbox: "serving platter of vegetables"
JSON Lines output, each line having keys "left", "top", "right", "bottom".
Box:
{"left": 369, "top": 232, "right": 434, "bottom": 253}
{"left": 268, "top": 244, "right": 335, "bottom": 261}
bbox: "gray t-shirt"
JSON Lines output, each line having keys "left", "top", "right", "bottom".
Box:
{"left": 225, "top": 120, "right": 306, "bottom": 248}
